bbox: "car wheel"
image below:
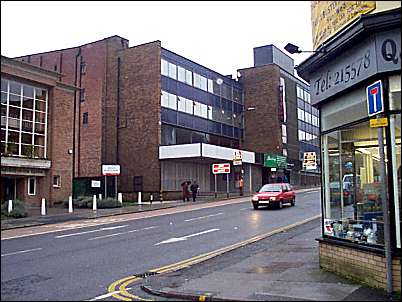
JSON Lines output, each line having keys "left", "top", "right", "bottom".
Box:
{"left": 278, "top": 200, "right": 283, "bottom": 209}
{"left": 253, "top": 203, "right": 259, "bottom": 210}
{"left": 291, "top": 198, "right": 295, "bottom": 206}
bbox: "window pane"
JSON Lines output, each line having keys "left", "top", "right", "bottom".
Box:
{"left": 178, "top": 66, "right": 185, "bottom": 82}
{"left": 1, "top": 79, "right": 7, "bottom": 92}
{"left": 34, "top": 134, "right": 45, "bottom": 146}
{"left": 9, "top": 82, "right": 21, "bottom": 95}
{"left": 168, "top": 93, "right": 177, "bottom": 110}
{"left": 8, "top": 130, "right": 19, "bottom": 143}
{"left": 9, "top": 93, "right": 21, "bottom": 106}
{"left": 185, "top": 99, "right": 193, "bottom": 114}
{"left": 8, "top": 106, "right": 20, "bottom": 119}
{"left": 208, "top": 79, "right": 214, "bottom": 93}
{"left": 161, "top": 59, "right": 168, "bottom": 76}
{"left": 1, "top": 92, "right": 7, "bottom": 104}
{"left": 22, "top": 97, "right": 34, "bottom": 109}
{"left": 35, "top": 88, "right": 46, "bottom": 100}
{"left": 35, "top": 100, "right": 46, "bottom": 112}
{"left": 194, "top": 73, "right": 201, "bottom": 89}
{"left": 21, "top": 133, "right": 32, "bottom": 144}
{"left": 161, "top": 91, "right": 169, "bottom": 108}
{"left": 22, "top": 120, "right": 33, "bottom": 132}
{"left": 22, "top": 109, "right": 33, "bottom": 121}
{"left": 35, "top": 122, "right": 45, "bottom": 134}
{"left": 185, "top": 70, "right": 192, "bottom": 85}
{"left": 28, "top": 178, "right": 36, "bottom": 195}
{"left": 200, "top": 76, "right": 207, "bottom": 91}
{"left": 168, "top": 62, "right": 177, "bottom": 79}
{"left": 177, "top": 96, "right": 186, "bottom": 112}
{"left": 23, "top": 85, "right": 34, "bottom": 98}
{"left": 35, "top": 111, "right": 46, "bottom": 123}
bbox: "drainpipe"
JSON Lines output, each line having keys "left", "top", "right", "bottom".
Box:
{"left": 72, "top": 47, "right": 81, "bottom": 197}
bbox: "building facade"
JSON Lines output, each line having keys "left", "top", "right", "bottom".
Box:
{"left": 1, "top": 56, "right": 76, "bottom": 206}
{"left": 9, "top": 37, "right": 320, "bottom": 202}
{"left": 297, "top": 3, "right": 401, "bottom": 293}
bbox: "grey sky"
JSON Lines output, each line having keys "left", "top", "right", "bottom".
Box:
{"left": 1, "top": 1, "right": 313, "bottom": 77}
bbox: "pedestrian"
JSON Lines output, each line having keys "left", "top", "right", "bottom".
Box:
{"left": 181, "top": 181, "right": 190, "bottom": 202}
{"left": 239, "top": 178, "right": 244, "bottom": 196}
{"left": 190, "top": 180, "right": 199, "bottom": 202}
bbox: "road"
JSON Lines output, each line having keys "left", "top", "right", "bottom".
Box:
{"left": 1, "top": 189, "right": 321, "bottom": 301}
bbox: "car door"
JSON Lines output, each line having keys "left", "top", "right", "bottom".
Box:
{"left": 287, "top": 184, "right": 295, "bottom": 200}
{"left": 282, "top": 184, "right": 290, "bottom": 202}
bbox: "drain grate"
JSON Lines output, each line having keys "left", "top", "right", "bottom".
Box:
{"left": 134, "top": 271, "right": 159, "bottom": 279}
{"left": 247, "top": 262, "right": 304, "bottom": 274}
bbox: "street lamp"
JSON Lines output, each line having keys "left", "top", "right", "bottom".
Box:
{"left": 284, "top": 43, "right": 327, "bottom": 54}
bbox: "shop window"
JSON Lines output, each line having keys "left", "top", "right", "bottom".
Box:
{"left": 53, "top": 175, "right": 61, "bottom": 187}
{"left": 390, "top": 113, "right": 401, "bottom": 248}
{"left": 322, "top": 121, "right": 389, "bottom": 247}
{"left": 28, "top": 177, "right": 36, "bottom": 195}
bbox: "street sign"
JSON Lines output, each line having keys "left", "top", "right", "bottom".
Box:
{"left": 102, "top": 164, "right": 121, "bottom": 176}
{"left": 366, "top": 80, "right": 384, "bottom": 117}
{"left": 233, "top": 151, "right": 243, "bottom": 166}
{"left": 303, "top": 152, "right": 317, "bottom": 170}
{"left": 212, "top": 163, "right": 230, "bottom": 174}
{"left": 91, "top": 180, "right": 101, "bottom": 188}
{"left": 370, "top": 117, "right": 388, "bottom": 128}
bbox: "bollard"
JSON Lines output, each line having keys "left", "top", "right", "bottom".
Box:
{"left": 8, "top": 199, "right": 13, "bottom": 214}
{"left": 150, "top": 194, "right": 153, "bottom": 204}
{"left": 98, "top": 194, "right": 102, "bottom": 201}
{"left": 138, "top": 192, "right": 142, "bottom": 205}
{"left": 118, "top": 193, "right": 123, "bottom": 204}
{"left": 41, "top": 198, "right": 46, "bottom": 216}
{"left": 93, "top": 195, "right": 97, "bottom": 211}
{"left": 160, "top": 190, "right": 163, "bottom": 203}
{"left": 68, "top": 196, "right": 73, "bottom": 213}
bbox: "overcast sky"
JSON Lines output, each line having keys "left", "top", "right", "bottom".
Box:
{"left": 1, "top": 1, "right": 313, "bottom": 77}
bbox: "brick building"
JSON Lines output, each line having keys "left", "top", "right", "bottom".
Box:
{"left": 10, "top": 36, "right": 319, "bottom": 201}
{"left": 1, "top": 56, "right": 76, "bottom": 206}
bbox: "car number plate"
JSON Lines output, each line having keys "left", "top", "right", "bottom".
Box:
{"left": 259, "top": 200, "right": 270, "bottom": 204}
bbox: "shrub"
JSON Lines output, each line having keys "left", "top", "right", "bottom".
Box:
{"left": 1, "top": 199, "right": 27, "bottom": 218}
{"left": 98, "top": 198, "right": 122, "bottom": 208}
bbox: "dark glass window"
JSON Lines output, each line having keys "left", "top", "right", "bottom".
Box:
{"left": 176, "top": 127, "right": 192, "bottom": 144}
{"left": 83, "top": 112, "right": 88, "bottom": 124}
{"left": 161, "top": 124, "right": 176, "bottom": 145}
{"left": 80, "top": 62, "right": 87, "bottom": 74}
{"left": 80, "top": 89, "right": 85, "bottom": 102}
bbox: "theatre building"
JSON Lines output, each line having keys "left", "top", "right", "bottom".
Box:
{"left": 296, "top": 2, "right": 400, "bottom": 293}
{"left": 1, "top": 56, "right": 76, "bottom": 206}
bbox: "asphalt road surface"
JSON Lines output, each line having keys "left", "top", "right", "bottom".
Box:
{"left": 1, "top": 189, "right": 321, "bottom": 301}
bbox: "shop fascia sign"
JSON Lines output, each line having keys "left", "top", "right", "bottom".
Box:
{"left": 212, "top": 163, "right": 230, "bottom": 174}
{"left": 264, "top": 153, "right": 287, "bottom": 169}
{"left": 102, "top": 164, "right": 120, "bottom": 176}
{"left": 303, "top": 152, "right": 317, "bottom": 170}
{"left": 309, "top": 28, "right": 401, "bottom": 105}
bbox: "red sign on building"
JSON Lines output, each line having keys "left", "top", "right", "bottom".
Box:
{"left": 212, "top": 163, "right": 231, "bottom": 174}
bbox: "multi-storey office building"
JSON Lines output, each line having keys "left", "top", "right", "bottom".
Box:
{"left": 9, "top": 36, "right": 319, "bottom": 203}
{"left": 0, "top": 56, "right": 76, "bottom": 206}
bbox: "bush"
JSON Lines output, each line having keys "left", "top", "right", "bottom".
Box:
{"left": 62, "top": 196, "right": 122, "bottom": 209}
{"left": 1, "top": 199, "right": 28, "bottom": 218}
{"left": 98, "top": 198, "right": 122, "bottom": 208}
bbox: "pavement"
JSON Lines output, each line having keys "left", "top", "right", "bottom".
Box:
{"left": 140, "top": 218, "right": 392, "bottom": 301}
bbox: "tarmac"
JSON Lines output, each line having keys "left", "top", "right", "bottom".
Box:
{"left": 1, "top": 187, "right": 395, "bottom": 301}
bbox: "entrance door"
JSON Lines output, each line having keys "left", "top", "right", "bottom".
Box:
{"left": 2, "top": 178, "right": 16, "bottom": 201}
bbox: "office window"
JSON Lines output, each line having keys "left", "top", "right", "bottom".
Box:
{"left": 53, "top": 175, "right": 61, "bottom": 187}
{"left": 305, "top": 112, "right": 312, "bottom": 124}
{"left": 178, "top": 66, "right": 186, "bottom": 83}
{"left": 194, "top": 73, "right": 201, "bottom": 89}
{"left": 282, "top": 124, "right": 287, "bottom": 144}
{"left": 161, "top": 59, "right": 168, "bottom": 76}
{"left": 200, "top": 75, "right": 207, "bottom": 91}
{"left": 305, "top": 91, "right": 311, "bottom": 103}
{"left": 168, "top": 93, "right": 177, "bottom": 110}
{"left": 208, "top": 79, "right": 214, "bottom": 93}
{"left": 80, "top": 88, "right": 85, "bottom": 102}
{"left": 161, "top": 90, "right": 169, "bottom": 108}
{"left": 168, "top": 62, "right": 177, "bottom": 79}
{"left": 83, "top": 112, "right": 88, "bottom": 124}
{"left": 298, "top": 130, "right": 305, "bottom": 141}
{"left": 208, "top": 105, "right": 213, "bottom": 120}
{"left": 28, "top": 177, "right": 36, "bottom": 195}
{"left": 80, "top": 62, "right": 87, "bottom": 74}
{"left": 185, "top": 69, "right": 192, "bottom": 85}
{"left": 297, "top": 108, "right": 304, "bottom": 121}
{"left": 297, "top": 86, "right": 303, "bottom": 99}
{"left": 177, "top": 96, "right": 186, "bottom": 112}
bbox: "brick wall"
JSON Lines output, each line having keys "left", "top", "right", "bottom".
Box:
{"left": 238, "top": 64, "right": 283, "bottom": 154}
{"left": 319, "top": 241, "right": 401, "bottom": 292}
{"left": 117, "top": 41, "right": 161, "bottom": 193}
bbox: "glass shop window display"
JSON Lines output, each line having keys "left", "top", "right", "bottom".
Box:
{"left": 322, "top": 121, "right": 391, "bottom": 247}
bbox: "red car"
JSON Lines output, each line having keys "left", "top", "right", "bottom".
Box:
{"left": 251, "top": 183, "right": 296, "bottom": 210}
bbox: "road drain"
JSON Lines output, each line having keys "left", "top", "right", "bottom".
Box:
{"left": 134, "top": 271, "right": 159, "bottom": 279}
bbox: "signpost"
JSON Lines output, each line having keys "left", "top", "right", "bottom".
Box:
{"left": 366, "top": 80, "right": 392, "bottom": 295}
{"left": 212, "top": 163, "right": 230, "bottom": 198}
{"left": 102, "top": 164, "right": 120, "bottom": 199}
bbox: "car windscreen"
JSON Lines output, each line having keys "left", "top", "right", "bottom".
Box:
{"left": 259, "top": 184, "right": 282, "bottom": 192}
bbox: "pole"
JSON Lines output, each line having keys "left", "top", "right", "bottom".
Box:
{"left": 138, "top": 191, "right": 142, "bottom": 205}
{"left": 41, "top": 198, "right": 46, "bottom": 216}
{"left": 8, "top": 199, "right": 12, "bottom": 214}
{"left": 115, "top": 175, "right": 117, "bottom": 199}
{"left": 68, "top": 196, "right": 73, "bottom": 213}
{"left": 93, "top": 195, "right": 97, "bottom": 211}
{"left": 104, "top": 175, "right": 107, "bottom": 199}
{"left": 226, "top": 173, "right": 229, "bottom": 198}
{"left": 214, "top": 174, "right": 217, "bottom": 198}
{"left": 378, "top": 122, "right": 393, "bottom": 296}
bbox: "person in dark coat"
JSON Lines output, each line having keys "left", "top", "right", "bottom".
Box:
{"left": 181, "top": 181, "right": 190, "bottom": 202}
{"left": 190, "top": 180, "right": 199, "bottom": 202}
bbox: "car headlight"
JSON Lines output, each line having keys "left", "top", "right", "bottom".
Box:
{"left": 252, "top": 196, "right": 259, "bottom": 201}
{"left": 269, "top": 197, "right": 276, "bottom": 201}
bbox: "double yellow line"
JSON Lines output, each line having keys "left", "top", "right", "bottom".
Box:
{"left": 107, "top": 215, "right": 321, "bottom": 301}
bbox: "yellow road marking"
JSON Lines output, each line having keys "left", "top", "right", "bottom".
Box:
{"left": 108, "top": 275, "right": 137, "bottom": 301}
{"left": 118, "top": 278, "right": 152, "bottom": 301}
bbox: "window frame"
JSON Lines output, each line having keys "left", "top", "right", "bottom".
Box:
{"left": 28, "top": 177, "right": 36, "bottom": 195}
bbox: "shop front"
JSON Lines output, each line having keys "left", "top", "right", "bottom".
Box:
{"left": 296, "top": 8, "right": 401, "bottom": 293}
